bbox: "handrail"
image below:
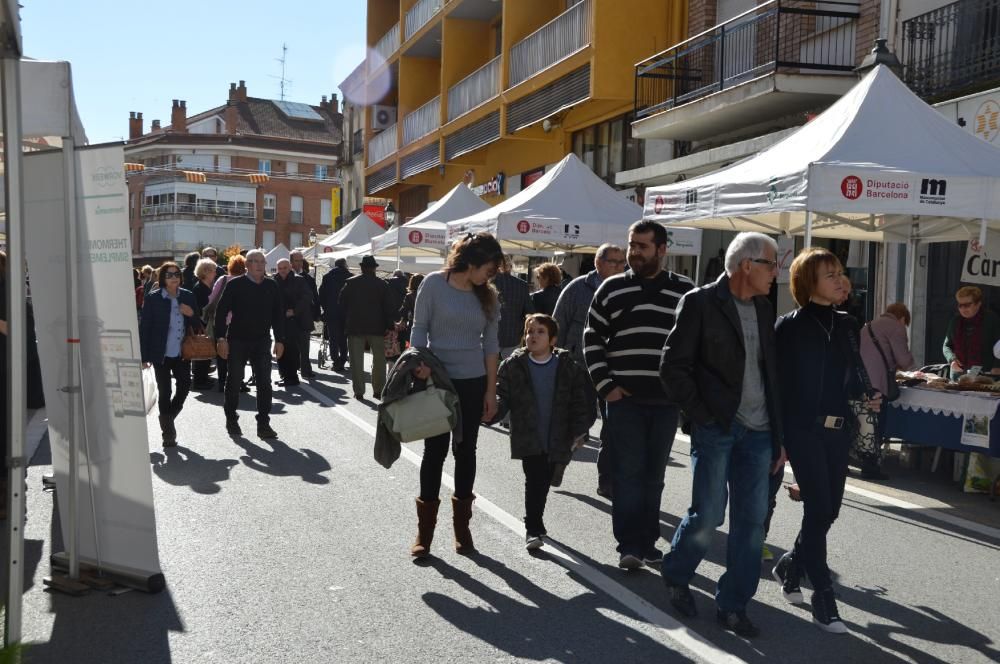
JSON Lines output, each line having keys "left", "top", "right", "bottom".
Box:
{"left": 374, "top": 22, "right": 401, "bottom": 63}
{"left": 509, "top": 0, "right": 593, "bottom": 87}
{"left": 368, "top": 123, "right": 398, "bottom": 166}
{"left": 447, "top": 56, "right": 501, "bottom": 122}
{"left": 403, "top": 96, "right": 441, "bottom": 145}
{"left": 405, "top": 0, "right": 442, "bottom": 42}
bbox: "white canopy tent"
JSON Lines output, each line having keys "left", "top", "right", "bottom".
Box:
{"left": 264, "top": 242, "right": 290, "bottom": 271}
{"left": 642, "top": 65, "right": 1000, "bottom": 247}
{"left": 317, "top": 212, "right": 384, "bottom": 251}
{"left": 446, "top": 153, "right": 644, "bottom": 251}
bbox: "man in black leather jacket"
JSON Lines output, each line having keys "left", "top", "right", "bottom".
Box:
{"left": 659, "top": 232, "right": 785, "bottom": 638}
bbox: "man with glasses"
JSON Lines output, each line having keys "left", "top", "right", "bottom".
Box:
{"left": 214, "top": 249, "right": 286, "bottom": 438}
{"left": 553, "top": 242, "right": 625, "bottom": 496}
{"left": 658, "top": 232, "right": 785, "bottom": 638}
{"left": 201, "top": 246, "right": 226, "bottom": 279}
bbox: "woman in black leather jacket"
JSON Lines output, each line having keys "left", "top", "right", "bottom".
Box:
{"left": 771, "top": 247, "right": 881, "bottom": 635}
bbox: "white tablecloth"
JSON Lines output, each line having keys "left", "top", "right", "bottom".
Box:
{"left": 891, "top": 386, "right": 1000, "bottom": 419}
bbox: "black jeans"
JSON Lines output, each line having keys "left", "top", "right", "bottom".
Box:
{"left": 420, "top": 375, "right": 486, "bottom": 501}
{"left": 764, "top": 462, "right": 786, "bottom": 538}
{"left": 786, "top": 425, "right": 850, "bottom": 592}
{"left": 298, "top": 328, "right": 313, "bottom": 375}
{"left": 595, "top": 396, "right": 611, "bottom": 485}
{"left": 225, "top": 338, "right": 273, "bottom": 425}
{"left": 192, "top": 359, "right": 212, "bottom": 384}
{"left": 154, "top": 356, "right": 192, "bottom": 417}
{"left": 278, "top": 323, "right": 300, "bottom": 381}
{"left": 327, "top": 311, "right": 348, "bottom": 366}
{"left": 217, "top": 355, "right": 229, "bottom": 389}
{"left": 522, "top": 454, "right": 555, "bottom": 536}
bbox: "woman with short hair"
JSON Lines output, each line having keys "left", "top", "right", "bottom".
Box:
{"left": 530, "top": 262, "right": 563, "bottom": 316}
{"left": 943, "top": 285, "right": 1000, "bottom": 380}
{"left": 192, "top": 258, "right": 221, "bottom": 389}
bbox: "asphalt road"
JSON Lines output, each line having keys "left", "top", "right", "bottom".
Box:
{"left": 15, "top": 348, "right": 1000, "bottom": 664}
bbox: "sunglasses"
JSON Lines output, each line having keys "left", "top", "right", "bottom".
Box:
{"left": 163, "top": 271, "right": 181, "bottom": 278}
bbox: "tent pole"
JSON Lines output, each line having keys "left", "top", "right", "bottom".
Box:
{"left": 3, "top": 55, "right": 27, "bottom": 648}
{"left": 804, "top": 211, "right": 813, "bottom": 247}
{"left": 62, "top": 137, "right": 82, "bottom": 580}
{"left": 904, "top": 228, "right": 918, "bottom": 319}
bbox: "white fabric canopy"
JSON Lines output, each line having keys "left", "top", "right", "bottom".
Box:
{"left": 264, "top": 242, "right": 289, "bottom": 271}
{"left": 371, "top": 183, "right": 489, "bottom": 257}
{"left": 447, "top": 153, "right": 643, "bottom": 250}
{"left": 643, "top": 66, "right": 1000, "bottom": 243}
{"left": 317, "top": 212, "right": 384, "bottom": 250}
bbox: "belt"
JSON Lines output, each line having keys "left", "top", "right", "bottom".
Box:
{"left": 815, "top": 415, "right": 845, "bottom": 430}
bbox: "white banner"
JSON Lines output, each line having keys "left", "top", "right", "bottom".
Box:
{"left": 665, "top": 227, "right": 702, "bottom": 257}
{"left": 961, "top": 231, "right": 1000, "bottom": 287}
{"left": 24, "top": 146, "right": 162, "bottom": 584}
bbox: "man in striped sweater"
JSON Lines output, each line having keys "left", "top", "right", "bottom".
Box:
{"left": 584, "top": 220, "right": 694, "bottom": 570}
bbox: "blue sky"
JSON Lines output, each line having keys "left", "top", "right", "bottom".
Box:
{"left": 22, "top": 0, "right": 368, "bottom": 143}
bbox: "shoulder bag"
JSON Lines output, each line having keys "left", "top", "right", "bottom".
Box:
{"left": 385, "top": 376, "right": 456, "bottom": 442}
{"left": 866, "top": 324, "right": 901, "bottom": 401}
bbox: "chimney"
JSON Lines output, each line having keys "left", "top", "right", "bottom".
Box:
{"left": 225, "top": 100, "right": 238, "bottom": 135}
{"left": 236, "top": 80, "right": 248, "bottom": 102}
{"left": 330, "top": 93, "right": 339, "bottom": 114}
{"left": 128, "top": 111, "right": 144, "bottom": 139}
{"left": 229, "top": 82, "right": 238, "bottom": 101}
{"left": 171, "top": 99, "right": 188, "bottom": 133}
{"left": 151, "top": 119, "right": 161, "bottom": 131}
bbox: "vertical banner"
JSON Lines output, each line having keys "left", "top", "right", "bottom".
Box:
{"left": 330, "top": 187, "right": 341, "bottom": 231}
{"left": 23, "top": 146, "right": 163, "bottom": 586}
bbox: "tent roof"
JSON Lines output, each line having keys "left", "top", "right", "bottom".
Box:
{"left": 264, "top": 243, "right": 289, "bottom": 271}
{"left": 448, "top": 153, "right": 642, "bottom": 249}
{"left": 318, "top": 213, "right": 384, "bottom": 249}
{"left": 405, "top": 183, "right": 490, "bottom": 226}
{"left": 643, "top": 66, "right": 1000, "bottom": 243}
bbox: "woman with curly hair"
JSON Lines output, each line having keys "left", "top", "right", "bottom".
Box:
{"left": 408, "top": 232, "right": 504, "bottom": 557}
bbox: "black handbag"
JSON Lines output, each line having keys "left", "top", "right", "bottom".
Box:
{"left": 866, "top": 324, "right": 900, "bottom": 401}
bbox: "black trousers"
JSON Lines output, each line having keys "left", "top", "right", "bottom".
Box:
{"left": 298, "top": 328, "right": 313, "bottom": 375}
{"left": 420, "top": 376, "right": 486, "bottom": 501}
{"left": 153, "top": 356, "right": 191, "bottom": 417}
{"left": 522, "top": 453, "right": 556, "bottom": 536}
{"left": 327, "top": 311, "right": 348, "bottom": 366}
{"left": 225, "top": 338, "right": 273, "bottom": 424}
{"left": 192, "top": 359, "right": 212, "bottom": 384}
{"left": 277, "top": 324, "right": 300, "bottom": 381}
{"left": 786, "top": 425, "right": 850, "bottom": 592}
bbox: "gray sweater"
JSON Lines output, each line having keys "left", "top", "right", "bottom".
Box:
{"left": 410, "top": 271, "right": 500, "bottom": 379}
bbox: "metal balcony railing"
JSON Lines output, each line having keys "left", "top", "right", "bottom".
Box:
{"left": 509, "top": 0, "right": 593, "bottom": 87}
{"left": 368, "top": 123, "right": 398, "bottom": 166}
{"left": 141, "top": 202, "right": 257, "bottom": 221}
{"left": 374, "top": 22, "right": 400, "bottom": 64}
{"left": 352, "top": 128, "right": 364, "bottom": 155}
{"left": 634, "top": 0, "right": 860, "bottom": 119}
{"left": 448, "top": 56, "right": 501, "bottom": 122}
{"left": 403, "top": 96, "right": 441, "bottom": 145}
{"left": 405, "top": 0, "right": 442, "bottom": 41}
{"left": 903, "top": 0, "right": 1000, "bottom": 100}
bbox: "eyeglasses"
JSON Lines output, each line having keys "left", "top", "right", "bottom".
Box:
{"left": 957, "top": 300, "right": 978, "bottom": 309}
{"left": 750, "top": 258, "right": 779, "bottom": 268}
{"left": 163, "top": 271, "right": 181, "bottom": 278}
{"left": 601, "top": 258, "right": 626, "bottom": 266}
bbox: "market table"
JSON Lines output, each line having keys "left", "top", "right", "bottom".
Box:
{"left": 883, "top": 386, "right": 1000, "bottom": 458}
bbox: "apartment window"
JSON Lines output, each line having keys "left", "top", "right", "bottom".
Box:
{"left": 263, "top": 194, "right": 276, "bottom": 221}
{"left": 287, "top": 162, "right": 298, "bottom": 175}
{"left": 129, "top": 193, "right": 135, "bottom": 219}
{"left": 289, "top": 231, "right": 303, "bottom": 249}
{"left": 261, "top": 230, "right": 276, "bottom": 251}
{"left": 258, "top": 159, "right": 271, "bottom": 174}
{"left": 315, "top": 164, "right": 328, "bottom": 180}
{"left": 290, "top": 195, "right": 303, "bottom": 223}
{"left": 572, "top": 114, "right": 643, "bottom": 184}
{"left": 218, "top": 155, "right": 231, "bottom": 173}
{"left": 321, "top": 199, "right": 332, "bottom": 228}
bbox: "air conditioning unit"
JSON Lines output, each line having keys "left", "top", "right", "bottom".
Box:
{"left": 371, "top": 105, "right": 397, "bottom": 131}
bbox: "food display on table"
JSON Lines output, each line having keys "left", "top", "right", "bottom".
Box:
{"left": 895, "top": 370, "right": 1000, "bottom": 394}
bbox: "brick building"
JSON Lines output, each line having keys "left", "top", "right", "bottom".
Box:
{"left": 124, "top": 80, "right": 342, "bottom": 265}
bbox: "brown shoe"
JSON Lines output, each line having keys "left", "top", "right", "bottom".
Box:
{"left": 452, "top": 494, "right": 477, "bottom": 554}
{"left": 411, "top": 497, "right": 440, "bottom": 558}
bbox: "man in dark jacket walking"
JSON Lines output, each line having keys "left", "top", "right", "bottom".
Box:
{"left": 319, "top": 258, "right": 351, "bottom": 371}
{"left": 275, "top": 258, "right": 311, "bottom": 387}
{"left": 290, "top": 249, "right": 319, "bottom": 378}
{"left": 659, "top": 232, "right": 785, "bottom": 638}
{"left": 340, "top": 255, "right": 395, "bottom": 400}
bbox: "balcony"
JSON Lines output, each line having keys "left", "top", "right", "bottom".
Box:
{"left": 374, "top": 22, "right": 401, "bottom": 64}
{"left": 405, "top": 0, "right": 442, "bottom": 42}
{"left": 903, "top": 0, "right": 1000, "bottom": 101}
{"left": 368, "top": 123, "right": 398, "bottom": 166}
{"left": 509, "top": 0, "right": 593, "bottom": 88}
{"left": 632, "top": 0, "right": 860, "bottom": 141}
{"left": 403, "top": 96, "right": 441, "bottom": 146}
{"left": 352, "top": 128, "right": 364, "bottom": 156}
{"left": 448, "top": 56, "right": 500, "bottom": 122}
{"left": 141, "top": 201, "right": 256, "bottom": 222}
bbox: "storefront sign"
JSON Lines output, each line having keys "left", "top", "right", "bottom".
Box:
{"left": 962, "top": 232, "right": 1000, "bottom": 287}
{"left": 664, "top": 227, "right": 702, "bottom": 257}
{"left": 521, "top": 168, "right": 545, "bottom": 190}
{"left": 363, "top": 204, "right": 386, "bottom": 227}
{"left": 471, "top": 172, "right": 505, "bottom": 197}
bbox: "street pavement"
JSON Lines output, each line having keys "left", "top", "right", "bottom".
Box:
{"left": 15, "top": 346, "right": 1000, "bottom": 664}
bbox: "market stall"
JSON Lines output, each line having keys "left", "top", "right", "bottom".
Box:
{"left": 884, "top": 385, "right": 1000, "bottom": 458}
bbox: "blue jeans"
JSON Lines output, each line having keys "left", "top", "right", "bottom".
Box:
{"left": 661, "top": 421, "right": 772, "bottom": 613}
{"left": 605, "top": 399, "right": 679, "bottom": 556}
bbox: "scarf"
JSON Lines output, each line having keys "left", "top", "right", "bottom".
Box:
{"left": 954, "top": 309, "right": 984, "bottom": 369}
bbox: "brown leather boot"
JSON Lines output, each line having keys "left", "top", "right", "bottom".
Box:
{"left": 452, "top": 494, "right": 476, "bottom": 554}
{"left": 411, "top": 497, "right": 440, "bottom": 558}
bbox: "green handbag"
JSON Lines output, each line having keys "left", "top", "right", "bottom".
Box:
{"left": 385, "top": 377, "right": 456, "bottom": 442}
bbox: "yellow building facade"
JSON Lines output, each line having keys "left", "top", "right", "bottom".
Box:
{"left": 362, "top": 0, "right": 687, "bottom": 221}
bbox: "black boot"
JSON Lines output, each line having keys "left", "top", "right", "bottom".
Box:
{"left": 159, "top": 414, "right": 177, "bottom": 447}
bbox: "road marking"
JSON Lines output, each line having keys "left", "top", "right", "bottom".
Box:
{"left": 299, "top": 382, "right": 745, "bottom": 664}
{"left": 674, "top": 432, "right": 1000, "bottom": 542}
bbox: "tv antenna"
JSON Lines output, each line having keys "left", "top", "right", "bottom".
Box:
{"left": 270, "top": 43, "right": 293, "bottom": 100}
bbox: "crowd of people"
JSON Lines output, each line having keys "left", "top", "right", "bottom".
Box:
{"left": 132, "top": 226, "right": 941, "bottom": 640}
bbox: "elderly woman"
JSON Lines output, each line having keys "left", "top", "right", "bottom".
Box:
{"left": 192, "top": 258, "right": 220, "bottom": 389}
{"left": 943, "top": 285, "right": 1000, "bottom": 380}
{"left": 208, "top": 254, "right": 247, "bottom": 394}
{"left": 772, "top": 247, "right": 881, "bottom": 635}
{"left": 140, "top": 261, "right": 201, "bottom": 446}
{"left": 530, "top": 263, "right": 563, "bottom": 316}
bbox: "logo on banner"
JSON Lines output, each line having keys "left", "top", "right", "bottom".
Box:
{"left": 92, "top": 167, "right": 124, "bottom": 188}
{"left": 919, "top": 178, "right": 947, "bottom": 205}
{"left": 408, "top": 230, "right": 424, "bottom": 245}
{"left": 685, "top": 189, "right": 698, "bottom": 210}
{"left": 841, "top": 176, "right": 863, "bottom": 200}
{"left": 653, "top": 195, "right": 665, "bottom": 214}
{"left": 766, "top": 177, "right": 793, "bottom": 205}
{"left": 516, "top": 220, "right": 531, "bottom": 234}
{"left": 975, "top": 100, "right": 1000, "bottom": 143}
{"left": 471, "top": 172, "right": 505, "bottom": 197}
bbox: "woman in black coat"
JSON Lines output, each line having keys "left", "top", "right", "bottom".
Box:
{"left": 397, "top": 273, "right": 423, "bottom": 350}
{"left": 191, "top": 258, "right": 219, "bottom": 389}
{"left": 140, "top": 261, "right": 201, "bottom": 447}
{"left": 772, "top": 247, "right": 881, "bottom": 635}
{"left": 530, "top": 262, "right": 563, "bottom": 316}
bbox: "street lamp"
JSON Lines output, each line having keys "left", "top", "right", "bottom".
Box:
{"left": 308, "top": 227, "right": 318, "bottom": 280}
{"left": 384, "top": 201, "right": 397, "bottom": 230}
